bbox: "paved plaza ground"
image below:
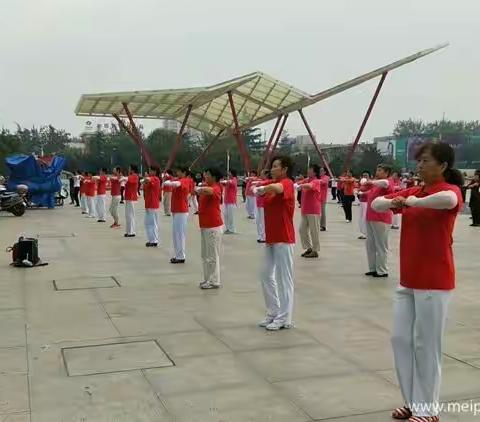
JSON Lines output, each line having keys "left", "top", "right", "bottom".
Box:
{"left": 0, "top": 200, "right": 479, "bottom": 421}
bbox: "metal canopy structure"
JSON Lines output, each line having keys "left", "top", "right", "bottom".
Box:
{"left": 75, "top": 43, "right": 448, "bottom": 174}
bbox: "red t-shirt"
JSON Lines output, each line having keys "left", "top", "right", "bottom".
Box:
{"left": 385, "top": 182, "right": 463, "bottom": 290}
{"left": 198, "top": 183, "right": 223, "bottom": 229}
{"left": 171, "top": 178, "right": 190, "bottom": 213}
{"left": 84, "top": 178, "right": 96, "bottom": 197}
{"left": 366, "top": 179, "right": 395, "bottom": 224}
{"left": 162, "top": 174, "right": 173, "bottom": 193}
{"left": 144, "top": 176, "right": 161, "bottom": 209}
{"left": 341, "top": 177, "right": 355, "bottom": 196}
{"left": 79, "top": 179, "right": 85, "bottom": 195}
{"left": 110, "top": 177, "right": 121, "bottom": 196}
{"left": 188, "top": 178, "right": 196, "bottom": 194}
{"left": 125, "top": 174, "right": 139, "bottom": 201}
{"left": 319, "top": 175, "right": 330, "bottom": 203}
{"left": 300, "top": 178, "right": 322, "bottom": 215}
{"left": 246, "top": 178, "right": 256, "bottom": 197}
{"left": 264, "top": 178, "right": 295, "bottom": 244}
{"left": 223, "top": 178, "right": 238, "bottom": 204}
{"left": 97, "top": 175, "right": 108, "bottom": 195}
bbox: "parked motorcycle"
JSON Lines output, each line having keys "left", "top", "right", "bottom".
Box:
{"left": 0, "top": 178, "right": 27, "bottom": 216}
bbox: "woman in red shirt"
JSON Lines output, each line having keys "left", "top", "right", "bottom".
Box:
{"left": 123, "top": 164, "right": 139, "bottom": 237}
{"left": 108, "top": 167, "right": 123, "bottom": 228}
{"left": 195, "top": 167, "right": 224, "bottom": 289}
{"left": 221, "top": 169, "right": 238, "bottom": 234}
{"left": 339, "top": 170, "right": 356, "bottom": 222}
{"left": 372, "top": 142, "right": 463, "bottom": 422}
{"left": 142, "top": 166, "right": 161, "bottom": 247}
{"left": 253, "top": 155, "right": 295, "bottom": 331}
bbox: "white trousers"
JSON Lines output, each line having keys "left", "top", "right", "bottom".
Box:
{"left": 392, "top": 214, "right": 401, "bottom": 228}
{"left": 172, "top": 212, "right": 188, "bottom": 259}
{"left": 109, "top": 195, "right": 121, "bottom": 224}
{"left": 144, "top": 209, "right": 159, "bottom": 243}
{"left": 86, "top": 196, "right": 96, "bottom": 218}
{"left": 366, "top": 221, "right": 389, "bottom": 275}
{"left": 246, "top": 195, "right": 256, "bottom": 218}
{"left": 189, "top": 194, "right": 198, "bottom": 214}
{"left": 96, "top": 194, "right": 106, "bottom": 220}
{"left": 125, "top": 200, "right": 136, "bottom": 235}
{"left": 80, "top": 194, "right": 88, "bottom": 213}
{"left": 255, "top": 207, "right": 265, "bottom": 241}
{"left": 201, "top": 226, "right": 223, "bottom": 285}
{"left": 163, "top": 191, "right": 172, "bottom": 215}
{"left": 223, "top": 203, "right": 236, "bottom": 233}
{"left": 320, "top": 201, "right": 327, "bottom": 229}
{"left": 358, "top": 202, "right": 368, "bottom": 237}
{"left": 392, "top": 286, "right": 451, "bottom": 416}
{"left": 261, "top": 243, "right": 294, "bottom": 325}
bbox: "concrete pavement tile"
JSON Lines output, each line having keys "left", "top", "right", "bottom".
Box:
{"left": 156, "top": 331, "right": 231, "bottom": 358}
{"left": 0, "top": 347, "right": 27, "bottom": 374}
{"left": 0, "top": 375, "right": 29, "bottom": 415}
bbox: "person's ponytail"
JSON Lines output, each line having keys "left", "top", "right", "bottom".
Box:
{"left": 443, "top": 168, "right": 464, "bottom": 189}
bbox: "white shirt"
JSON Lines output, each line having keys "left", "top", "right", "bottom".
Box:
{"left": 73, "top": 175, "right": 81, "bottom": 188}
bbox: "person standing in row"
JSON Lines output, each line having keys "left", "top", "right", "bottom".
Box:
{"left": 162, "top": 169, "right": 174, "bottom": 216}
{"left": 254, "top": 170, "right": 269, "bottom": 243}
{"left": 120, "top": 174, "right": 126, "bottom": 204}
{"left": 79, "top": 172, "right": 88, "bottom": 214}
{"left": 365, "top": 164, "right": 394, "bottom": 278}
{"left": 143, "top": 166, "right": 161, "bottom": 247}
{"left": 331, "top": 176, "right": 338, "bottom": 201}
{"left": 337, "top": 173, "right": 345, "bottom": 204}
{"left": 195, "top": 168, "right": 224, "bottom": 289}
{"left": 163, "top": 166, "right": 190, "bottom": 264}
{"left": 372, "top": 142, "right": 463, "bottom": 422}
{"left": 95, "top": 168, "right": 108, "bottom": 223}
{"left": 319, "top": 167, "right": 330, "bottom": 231}
{"left": 221, "top": 169, "right": 238, "bottom": 234}
{"left": 109, "top": 167, "right": 122, "bottom": 228}
{"left": 296, "top": 164, "right": 322, "bottom": 259}
{"left": 84, "top": 172, "right": 97, "bottom": 218}
{"left": 340, "top": 170, "right": 356, "bottom": 223}
{"left": 466, "top": 169, "right": 480, "bottom": 227}
{"left": 72, "top": 171, "right": 80, "bottom": 207}
{"left": 187, "top": 171, "right": 199, "bottom": 215}
{"left": 253, "top": 156, "right": 295, "bottom": 331}
{"left": 245, "top": 170, "right": 258, "bottom": 219}
{"left": 357, "top": 171, "right": 371, "bottom": 240}
{"left": 69, "top": 173, "right": 75, "bottom": 205}
{"left": 124, "top": 164, "right": 139, "bottom": 238}
{"left": 391, "top": 172, "right": 402, "bottom": 230}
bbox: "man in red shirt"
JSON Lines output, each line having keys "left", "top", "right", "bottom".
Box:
{"left": 245, "top": 170, "right": 258, "bottom": 219}
{"left": 195, "top": 167, "right": 224, "bottom": 289}
{"left": 163, "top": 166, "right": 190, "bottom": 263}
{"left": 319, "top": 167, "right": 330, "bottom": 231}
{"left": 142, "top": 166, "right": 161, "bottom": 247}
{"left": 253, "top": 155, "right": 295, "bottom": 331}
{"left": 364, "top": 164, "right": 394, "bottom": 277}
{"left": 123, "top": 164, "right": 139, "bottom": 237}
{"left": 221, "top": 169, "right": 238, "bottom": 234}
{"left": 94, "top": 168, "right": 108, "bottom": 223}
{"left": 84, "top": 172, "right": 97, "bottom": 218}
{"left": 108, "top": 167, "right": 122, "bottom": 228}
{"left": 296, "top": 164, "right": 322, "bottom": 258}
{"left": 162, "top": 170, "right": 174, "bottom": 216}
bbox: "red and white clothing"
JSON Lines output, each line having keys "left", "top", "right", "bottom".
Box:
{"left": 222, "top": 177, "right": 238, "bottom": 233}
{"left": 357, "top": 178, "right": 372, "bottom": 238}
{"left": 297, "top": 178, "right": 322, "bottom": 253}
{"left": 319, "top": 175, "right": 330, "bottom": 229}
{"left": 197, "top": 183, "right": 224, "bottom": 287}
{"left": 143, "top": 176, "right": 161, "bottom": 244}
{"left": 79, "top": 178, "right": 87, "bottom": 213}
{"left": 124, "top": 174, "right": 139, "bottom": 236}
{"left": 372, "top": 181, "right": 462, "bottom": 417}
{"left": 255, "top": 181, "right": 268, "bottom": 242}
{"left": 95, "top": 175, "right": 108, "bottom": 221}
{"left": 109, "top": 176, "right": 122, "bottom": 226}
{"left": 162, "top": 173, "right": 173, "bottom": 216}
{"left": 256, "top": 177, "right": 295, "bottom": 328}
{"left": 391, "top": 178, "right": 402, "bottom": 228}
{"left": 84, "top": 177, "right": 97, "bottom": 218}
{"left": 188, "top": 177, "right": 198, "bottom": 214}
{"left": 245, "top": 177, "right": 257, "bottom": 219}
{"left": 165, "top": 177, "right": 190, "bottom": 260}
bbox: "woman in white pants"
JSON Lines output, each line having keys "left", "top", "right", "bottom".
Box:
{"left": 253, "top": 170, "right": 269, "bottom": 243}
{"left": 357, "top": 171, "right": 371, "bottom": 239}
{"left": 142, "top": 166, "right": 161, "bottom": 247}
{"left": 221, "top": 169, "right": 238, "bottom": 234}
{"left": 123, "top": 165, "right": 139, "bottom": 237}
{"left": 245, "top": 171, "right": 258, "bottom": 219}
{"left": 94, "top": 168, "right": 108, "bottom": 223}
{"left": 372, "top": 142, "right": 464, "bottom": 422}
{"left": 254, "top": 155, "right": 295, "bottom": 332}
{"left": 195, "top": 168, "right": 224, "bottom": 289}
{"left": 163, "top": 167, "right": 190, "bottom": 264}
{"left": 108, "top": 167, "right": 122, "bottom": 228}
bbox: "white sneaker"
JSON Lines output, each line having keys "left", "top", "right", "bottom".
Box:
{"left": 200, "top": 282, "right": 221, "bottom": 290}
{"left": 266, "top": 321, "right": 294, "bottom": 331}
{"left": 258, "top": 317, "right": 274, "bottom": 328}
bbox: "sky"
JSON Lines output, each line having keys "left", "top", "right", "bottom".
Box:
{"left": 1, "top": 0, "right": 479, "bottom": 144}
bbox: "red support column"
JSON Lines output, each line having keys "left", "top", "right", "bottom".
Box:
{"left": 343, "top": 72, "right": 388, "bottom": 172}
{"left": 265, "top": 114, "right": 288, "bottom": 168}
{"left": 298, "top": 110, "right": 334, "bottom": 177}
{"left": 189, "top": 129, "right": 225, "bottom": 170}
{"left": 164, "top": 104, "right": 193, "bottom": 172}
{"left": 259, "top": 115, "right": 282, "bottom": 172}
{"left": 227, "top": 91, "right": 251, "bottom": 172}
{"left": 121, "top": 102, "right": 155, "bottom": 168}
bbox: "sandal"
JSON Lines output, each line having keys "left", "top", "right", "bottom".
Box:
{"left": 392, "top": 407, "right": 412, "bottom": 420}
{"left": 408, "top": 417, "right": 439, "bottom": 422}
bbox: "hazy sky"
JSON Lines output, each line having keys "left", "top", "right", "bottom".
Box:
{"left": 1, "top": 0, "right": 479, "bottom": 144}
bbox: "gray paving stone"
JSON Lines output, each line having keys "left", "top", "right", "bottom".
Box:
{"left": 0, "top": 347, "right": 27, "bottom": 374}
{"left": 0, "top": 375, "right": 29, "bottom": 415}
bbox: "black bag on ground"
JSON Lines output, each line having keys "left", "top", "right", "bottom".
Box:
{"left": 7, "top": 237, "right": 47, "bottom": 267}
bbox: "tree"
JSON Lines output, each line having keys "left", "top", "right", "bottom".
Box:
{"left": 393, "top": 119, "right": 426, "bottom": 137}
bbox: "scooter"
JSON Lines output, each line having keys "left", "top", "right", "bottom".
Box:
{"left": 0, "top": 185, "right": 27, "bottom": 216}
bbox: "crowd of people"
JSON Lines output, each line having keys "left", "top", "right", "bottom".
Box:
{"left": 68, "top": 142, "right": 478, "bottom": 422}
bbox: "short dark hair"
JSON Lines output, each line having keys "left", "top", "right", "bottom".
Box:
{"left": 271, "top": 155, "right": 294, "bottom": 178}
{"left": 205, "top": 167, "right": 223, "bottom": 182}
{"left": 377, "top": 163, "right": 393, "bottom": 176}
{"left": 114, "top": 166, "right": 122, "bottom": 173}
{"left": 362, "top": 170, "right": 371, "bottom": 177}
{"left": 229, "top": 169, "right": 238, "bottom": 177}
{"left": 175, "top": 165, "right": 188, "bottom": 174}
{"left": 101, "top": 167, "right": 107, "bottom": 173}
{"left": 309, "top": 164, "right": 320, "bottom": 178}
{"left": 415, "top": 141, "right": 464, "bottom": 188}
{"left": 250, "top": 170, "right": 257, "bottom": 176}
{"left": 149, "top": 165, "right": 160, "bottom": 176}
{"left": 129, "top": 164, "right": 139, "bottom": 173}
